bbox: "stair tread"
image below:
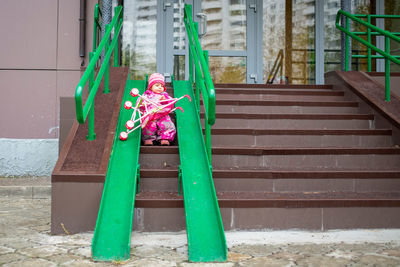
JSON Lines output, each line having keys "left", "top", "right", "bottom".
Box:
{"left": 139, "top": 168, "right": 400, "bottom": 178}
{"left": 139, "top": 146, "right": 400, "bottom": 154}
{"left": 215, "top": 88, "right": 344, "bottom": 96}
{"left": 211, "top": 146, "right": 400, "bottom": 155}
{"left": 214, "top": 83, "right": 333, "bottom": 90}
{"left": 134, "top": 191, "right": 400, "bottom": 208}
{"left": 211, "top": 128, "right": 392, "bottom": 135}
{"left": 202, "top": 113, "right": 374, "bottom": 120}
{"left": 136, "top": 191, "right": 400, "bottom": 199}
{"left": 214, "top": 99, "right": 358, "bottom": 106}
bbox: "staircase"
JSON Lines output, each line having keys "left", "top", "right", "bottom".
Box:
{"left": 135, "top": 80, "right": 400, "bottom": 231}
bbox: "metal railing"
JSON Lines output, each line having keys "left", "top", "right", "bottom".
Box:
{"left": 75, "top": 4, "right": 123, "bottom": 140}
{"left": 183, "top": 4, "right": 216, "bottom": 164}
{"left": 267, "top": 49, "right": 284, "bottom": 84}
{"left": 336, "top": 10, "right": 400, "bottom": 101}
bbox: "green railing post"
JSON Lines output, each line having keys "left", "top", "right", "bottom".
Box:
{"left": 113, "top": 7, "right": 120, "bottom": 67}
{"left": 194, "top": 22, "right": 201, "bottom": 112}
{"left": 203, "top": 49, "right": 212, "bottom": 163}
{"left": 345, "top": 16, "right": 350, "bottom": 71}
{"left": 367, "top": 15, "right": 372, "bottom": 72}
{"left": 385, "top": 36, "right": 391, "bottom": 102}
{"left": 87, "top": 52, "right": 96, "bottom": 140}
{"left": 205, "top": 119, "right": 212, "bottom": 165}
{"left": 103, "top": 24, "right": 111, "bottom": 94}
{"left": 189, "top": 46, "right": 193, "bottom": 84}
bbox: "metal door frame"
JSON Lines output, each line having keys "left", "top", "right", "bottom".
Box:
{"left": 157, "top": 0, "right": 264, "bottom": 84}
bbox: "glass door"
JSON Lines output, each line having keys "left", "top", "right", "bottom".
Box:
{"left": 158, "top": 0, "right": 263, "bottom": 84}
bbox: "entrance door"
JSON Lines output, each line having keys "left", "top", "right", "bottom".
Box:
{"left": 157, "top": 0, "right": 263, "bottom": 84}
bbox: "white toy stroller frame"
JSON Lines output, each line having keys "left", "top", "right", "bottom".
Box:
{"left": 119, "top": 88, "right": 191, "bottom": 141}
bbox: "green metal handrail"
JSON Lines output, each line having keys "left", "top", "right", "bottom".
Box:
{"left": 336, "top": 10, "right": 400, "bottom": 101}
{"left": 184, "top": 4, "right": 216, "bottom": 164}
{"left": 75, "top": 4, "right": 123, "bottom": 140}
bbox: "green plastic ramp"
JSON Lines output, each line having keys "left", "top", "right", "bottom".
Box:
{"left": 174, "top": 80, "right": 227, "bottom": 262}
{"left": 91, "top": 79, "right": 145, "bottom": 261}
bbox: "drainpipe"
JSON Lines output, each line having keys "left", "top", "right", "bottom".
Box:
{"left": 101, "top": 0, "right": 112, "bottom": 62}
{"left": 341, "top": 0, "right": 351, "bottom": 71}
{"left": 79, "top": 0, "right": 86, "bottom": 67}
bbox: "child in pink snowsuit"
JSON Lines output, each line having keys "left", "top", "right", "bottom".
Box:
{"left": 140, "top": 73, "right": 176, "bottom": 146}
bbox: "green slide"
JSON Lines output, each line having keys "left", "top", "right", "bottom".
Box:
{"left": 174, "top": 80, "right": 227, "bottom": 262}
{"left": 91, "top": 79, "right": 145, "bottom": 261}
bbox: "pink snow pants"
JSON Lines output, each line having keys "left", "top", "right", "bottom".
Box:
{"left": 141, "top": 115, "right": 176, "bottom": 142}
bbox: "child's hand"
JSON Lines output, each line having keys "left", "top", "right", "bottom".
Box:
{"left": 159, "top": 95, "right": 166, "bottom": 101}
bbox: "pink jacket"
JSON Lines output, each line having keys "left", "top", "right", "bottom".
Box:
{"left": 140, "top": 90, "right": 174, "bottom": 122}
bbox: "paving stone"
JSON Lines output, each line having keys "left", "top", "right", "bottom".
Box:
{"left": 124, "top": 258, "right": 179, "bottom": 266}
{"left": 0, "top": 196, "right": 400, "bottom": 266}
{"left": 295, "top": 255, "right": 353, "bottom": 267}
{"left": 18, "top": 245, "right": 68, "bottom": 258}
{"left": 0, "top": 253, "right": 26, "bottom": 265}
{"left": 381, "top": 248, "right": 400, "bottom": 258}
{"left": 3, "top": 258, "right": 56, "bottom": 267}
{"left": 0, "top": 245, "right": 15, "bottom": 255}
{"left": 180, "top": 262, "right": 235, "bottom": 267}
{"left": 357, "top": 254, "right": 400, "bottom": 266}
{"left": 229, "top": 244, "right": 280, "bottom": 257}
{"left": 44, "top": 254, "right": 86, "bottom": 265}
{"left": 238, "top": 256, "right": 291, "bottom": 267}
{"left": 227, "top": 252, "right": 252, "bottom": 262}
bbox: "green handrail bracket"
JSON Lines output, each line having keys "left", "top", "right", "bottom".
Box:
{"left": 75, "top": 4, "right": 123, "bottom": 139}
{"left": 184, "top": 4, "right": 216, "bottom": 163}
{"left": 336, "top": 10, "right": 400, "bottom": 102}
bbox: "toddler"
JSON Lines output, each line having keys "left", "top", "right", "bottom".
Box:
{"left": 140, "top": 73, "right": 176, "bottom": 146}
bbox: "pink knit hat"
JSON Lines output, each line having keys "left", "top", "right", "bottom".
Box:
{"left": 148, "top": 73, "right": 165, "bottom": 91}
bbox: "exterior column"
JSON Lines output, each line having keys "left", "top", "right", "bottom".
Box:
{"left": 285, "top": 0, "right": 292, "bottom": 83}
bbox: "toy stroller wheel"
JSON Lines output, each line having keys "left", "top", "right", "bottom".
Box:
{"left": 125, "top": 120, "right": 135, "bottom": 130}
{"left": 130, "top": 88, "right": 139, "bottom": 97}
{"left": 119, "top": 132, "right": 128, "bottom": 141}
{"left": 124, "top": 101, "right": 133, "bottom": 110}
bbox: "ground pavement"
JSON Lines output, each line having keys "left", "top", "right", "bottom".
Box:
{"left": 1, "top": 177, "right": 400, "bottom": 266}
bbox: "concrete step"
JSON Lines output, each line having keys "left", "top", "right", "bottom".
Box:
{"left": 211, "top": 147, "right": 400, "bottom": 170}
{"left": 214, "top": 83, "right": 334, "bottom": 91}
{"left": 135, "top": 191, "right": 400, "bottom": 208}
{"left": 201, "top": 114, "right": 374, "bottom": 129}
{"left": 214, "top": 88, "right": 342, "bottom": 96}
{"left": 138, "top": 168, "right": 400, "bottom": 193}
{"left": 213, "top": 99, "right": 359, "bottom": 107}
{"left": 132, "top": 191, "right": 400, "bottom": 231}
{"left": 210, "top": 128, "right": 393, "bottom": 147}
{"left": 139, "top": 146, "right": 179, "bottom": 169}
{"left": 0, "top": 177, "right": 51, "bottom": 198}
{"left": 215, "top": 104, "right": 360, "bottom": 114}
{"left": 139, "top": 146, "right": 400, "bottom": 170}
{"left": 215, "top": 91, "right": 345, "bottom": 101}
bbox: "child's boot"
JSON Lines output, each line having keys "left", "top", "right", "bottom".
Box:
{"left": 160, "top": 140, "right": 170, "bottom": 146}
{"left": 144, "top": 140, "right": 153, "bottom": 146}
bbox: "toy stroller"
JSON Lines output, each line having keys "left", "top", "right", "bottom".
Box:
{"left": 119, "top": 88, "right": 191, "bottom": 141}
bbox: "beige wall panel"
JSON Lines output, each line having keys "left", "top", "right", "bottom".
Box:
{"left": 56, "top": 70, "right": 81, "bottom": 139}
{"left": 84, "top": 0, "right": 98, "bottom": 67}
{"left": 57, "top": 0, "right": 81, "bottom": 69}
{"left": 57, "top": 71, "right": 81, "bottom": 98}
{"left": 0, "top": 0, "right": 57, "bottom": 69}
{"left": 57, "top": 0, "right": 97, "bottom": 69}
{"left": 0, "top": 70, "right": 57, "bottom": 139}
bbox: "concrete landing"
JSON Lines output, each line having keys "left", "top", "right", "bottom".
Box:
{"left": 1, "top": 195, "right": 400, "bottom": 266}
